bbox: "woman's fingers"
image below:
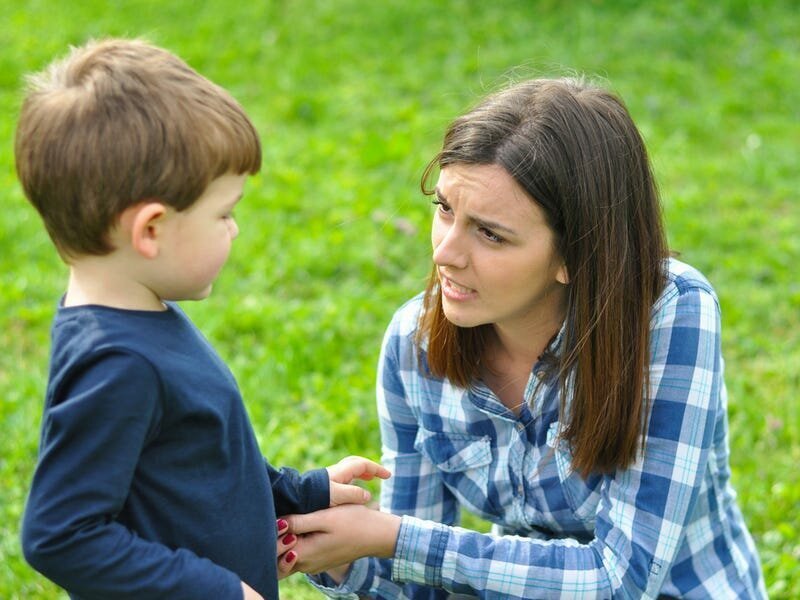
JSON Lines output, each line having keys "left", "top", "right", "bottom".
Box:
{"left": 276, "top": 518, "right": 300, "bottom": 579}
{"left": 283, "top": 511, "right": 326, "bottom": 536}
{"left": 277, "top": 547, "right": 298, "bottom": 579}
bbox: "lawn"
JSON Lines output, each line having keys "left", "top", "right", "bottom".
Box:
{"left": 0, "top": 1, "right": 797, "bottom": 598}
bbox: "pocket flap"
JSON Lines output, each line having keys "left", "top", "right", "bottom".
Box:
{"left": 415, "top": 430, "right": 492, "bottom": 473}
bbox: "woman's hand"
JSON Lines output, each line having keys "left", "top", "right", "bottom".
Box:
{"left": 276, "top": 518, "right": 298, "bottom": 580}
{"left": 283, "top": 504, "right": 401, "bottom": 577}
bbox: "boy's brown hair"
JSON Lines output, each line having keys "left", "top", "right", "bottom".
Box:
{"left": 15, "top": 38, "right": 261, "bottom": 259}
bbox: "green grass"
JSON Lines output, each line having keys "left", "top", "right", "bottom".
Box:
{"left": 1, "top": 1, "right": 798, "bottom": 598}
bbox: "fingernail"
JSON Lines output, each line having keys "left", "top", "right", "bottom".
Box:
{"left": 286, "top": 550, "right": 297, "bottom": 562}
{"left": 283, "top": 533, "right": 296, "bottom": 544}
{"left": 277, "top": 519, "right": 288, "bottom": 530}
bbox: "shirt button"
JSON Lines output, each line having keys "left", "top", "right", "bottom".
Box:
{"left": 516, "top": 422, "right": 525, "bottom": 432}
{"left": 517, "top": 484, "right": 524, "bottom": 495}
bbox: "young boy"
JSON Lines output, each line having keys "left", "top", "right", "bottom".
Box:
{"left": 16, "top": 39, "right": 389, "bottom": 599}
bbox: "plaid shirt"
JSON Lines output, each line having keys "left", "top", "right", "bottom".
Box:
{"left": 312, "top": 259, "right": 765, "bottom": 599}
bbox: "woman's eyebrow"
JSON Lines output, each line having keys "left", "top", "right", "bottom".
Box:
{"left": 474, "top": 216, "right": 517, "bottom": 235}
{"left": 435, "top": 187, "right": 518, "bottom": 235}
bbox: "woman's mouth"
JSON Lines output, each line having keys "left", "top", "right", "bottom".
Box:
{"left": 440, "top": 275, "right": 477, "bottom": 301}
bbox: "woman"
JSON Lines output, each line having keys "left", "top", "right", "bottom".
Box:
{"left": 285, "top": 77, "right": 766, "bottom": 598}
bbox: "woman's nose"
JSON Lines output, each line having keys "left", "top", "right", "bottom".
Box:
{"left": 432, "top": 224, "right": 468, "bottom": 270}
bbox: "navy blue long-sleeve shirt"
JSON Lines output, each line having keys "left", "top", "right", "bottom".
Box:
{"left": 21, "top": 302, "right": 329, "bottom": 599}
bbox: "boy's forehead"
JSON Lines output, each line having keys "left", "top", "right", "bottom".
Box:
{"left": 201, "top": 173, "right": 248, "bottom": 202}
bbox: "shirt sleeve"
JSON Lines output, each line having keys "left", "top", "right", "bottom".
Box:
{"left": 268, "top": 463, "right": 330, "bottom": 515}
{"left": 21, "top": 351, "right": 243, "bottom": 600}
{"left": 321, "top": 284, "right": 725, "bottom": 598}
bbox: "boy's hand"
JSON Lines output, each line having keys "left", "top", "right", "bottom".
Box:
{"left": 326, "top": 456, "right": 391, "bottom": 506}
{"left": 241, "top": 581, "right": 264, "bottom": 600}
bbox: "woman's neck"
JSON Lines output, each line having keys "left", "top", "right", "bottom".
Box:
{"left": 489, "top": 299, "right": 565, "bottom": 367}
{"left": 481, "top": 304, "right": 565, "bottom": 414}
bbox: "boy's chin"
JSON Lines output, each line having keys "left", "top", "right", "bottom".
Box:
{"left": 162, "top": 284, "right": 214, "bottom": 303}
{"left": 189, "top": 286, "right": 214, "bottom": 301}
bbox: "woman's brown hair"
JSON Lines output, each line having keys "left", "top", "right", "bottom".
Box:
{"left": 418, "top": 78, "right": 668, "bottom": 475}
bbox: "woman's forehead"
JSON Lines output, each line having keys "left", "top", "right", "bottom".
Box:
{"left": 437, "top": 164, "right": 544, "bottom": 225}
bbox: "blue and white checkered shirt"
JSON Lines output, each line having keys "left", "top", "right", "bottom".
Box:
{"left": 312, "top": 259, "right": 766, "bottom": 599}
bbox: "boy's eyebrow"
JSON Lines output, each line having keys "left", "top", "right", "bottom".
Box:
{"left": 435, "top": 187, "right": 518, "bottom": 236}
{"left": 226, "top": 193, "right": 243, "bottom": 207}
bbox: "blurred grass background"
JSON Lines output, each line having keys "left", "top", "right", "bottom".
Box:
{"left": 0, "top": 1, "right": 797, "bottom": 598}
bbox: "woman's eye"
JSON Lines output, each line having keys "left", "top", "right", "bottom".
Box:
{"left": 432, "top": 200, "right": 452, "bottom": 214}
{"left": 480, "top": 227, "right": 504, "bottom": 244}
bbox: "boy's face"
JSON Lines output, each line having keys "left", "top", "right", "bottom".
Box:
{"left": 155, "top": 172, "right": 246, "bottom": 301}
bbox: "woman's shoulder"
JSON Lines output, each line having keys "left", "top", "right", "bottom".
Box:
{"left": 380, "top": 292, "right": 428, "bottom": 366}
{"left": 665, "top": 258, "right": 716, "bottom": 294}
{"left": 651, "top": 258, "right": 721, "bottom": 325}
{"left": 386, "top": 291, "right": 426, "bottom": 337}
{"left": 657, "top": 258, "right": 718, "bottom": 302}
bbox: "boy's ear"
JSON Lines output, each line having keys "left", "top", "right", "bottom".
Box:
{"left": 119, "top": 202, "right": 168, "bottom": 259}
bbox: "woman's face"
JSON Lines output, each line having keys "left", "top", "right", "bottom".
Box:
{"left": 431, "top": 163, "right": 568, "bottom": 334}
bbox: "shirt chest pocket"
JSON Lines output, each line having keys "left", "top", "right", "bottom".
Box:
{"left": 546, "top": 422, "right": 602, "bottom": 523}
{"left": 414, "top": 430, "right": 496, "bottom": 515}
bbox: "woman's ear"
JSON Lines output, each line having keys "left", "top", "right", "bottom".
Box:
{"left": 119, "top": 202, "right": 167, "bottom": 259}
{"left": 556, "top": 263, "right": 570, "bottom": 285}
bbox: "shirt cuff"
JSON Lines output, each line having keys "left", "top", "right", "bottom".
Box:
{"left": 391, "top": 515, "right": 449, "bottom": 587}
{"left": 300, "top": 467, "right": 331, "bottom": 512}
{"left": 306, "top": 558, "right": 371, "bottom": 598}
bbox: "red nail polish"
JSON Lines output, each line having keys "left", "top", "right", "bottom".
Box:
{"left": 286, "top": 550, "right": 297, "bottom": 562}
{"left": 283, "top": 533, "right": 296, "bottom": 544}
{"left": 276, "top": 519, "right": 288, "bottom": 530}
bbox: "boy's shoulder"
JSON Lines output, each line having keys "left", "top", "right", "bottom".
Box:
{"left": 46, "top": 301, "right": 233, "bottom": 406}
{"left": 51, "top": 302, "right": 194, "bottom": 363}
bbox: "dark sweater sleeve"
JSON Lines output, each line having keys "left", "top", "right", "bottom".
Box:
{"left": 267, "top": 462, "right": 330, "bottom": 515}
{"left": 21, "top": 351, "right": 242, "bottom": 599}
